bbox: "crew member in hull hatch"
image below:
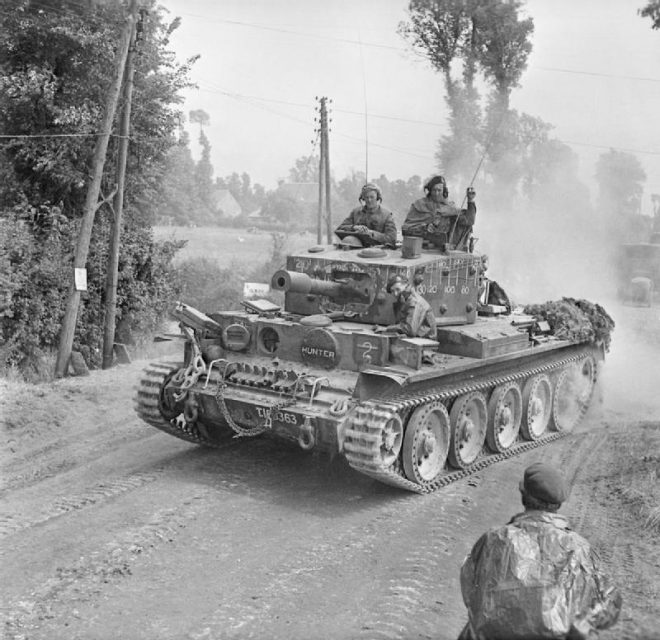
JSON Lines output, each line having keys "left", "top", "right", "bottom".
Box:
{"left": 402, "top": 175, "right": 475, "bottom": 249}
{"left": 375, "top": 274, "right": 437, "bottom": 339}
{"left": 334, "top": 183, "right": 397, "bottom": 248}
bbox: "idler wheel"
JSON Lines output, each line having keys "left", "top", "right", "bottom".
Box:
{"left": 576, "top": 355, "right": 597, "bottom": 404}
{"left": 486, "top": 382, "right": 522, "bottom": 452}
{"left": 448, "top": 392, "right": 487, "bottom": 469}
{"left": 551, "top": 356, "right": 597, "bottom": 433}
{"left": 402, "top": 401, "right": 450, "bottom": 484}
{"left": 521, "top": 374, "right": 552, "bottom": 440}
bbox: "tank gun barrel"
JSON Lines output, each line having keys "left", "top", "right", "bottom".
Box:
{"left": 271, "top": 270, "right": 345, "bottom": 298}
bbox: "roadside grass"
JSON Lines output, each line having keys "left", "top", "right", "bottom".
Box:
{"left": 153, "top": 225, "right": 314, "bottom": 268}
{"left": 611, "top": 423, "right": 660, "bottom": 533}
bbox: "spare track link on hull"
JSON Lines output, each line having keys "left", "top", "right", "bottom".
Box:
{"left": 343, "top": 349, "right": 596, "bottom": 494}
{"left": 134, "top": 360, "right": 218, "bottom": 447}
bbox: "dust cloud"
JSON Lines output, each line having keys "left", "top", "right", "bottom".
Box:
{"left": 467, "top": 182, "right": 659, "bottom": 421}
{"left": 474, "top": 200, "right": 617, "bottom": 306}
{"left": 597, "top": 304, "right": 660, "bottom": 420}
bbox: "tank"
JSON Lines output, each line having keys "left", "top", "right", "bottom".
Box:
{"left": 135, "top": 239, "right": 605, "bottom": 493}
{"left": 617, "top": 232, "right": 660, "bottom": 306}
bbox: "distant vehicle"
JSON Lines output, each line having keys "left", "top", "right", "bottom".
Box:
{"left": 618, "top": 232, "right": 660, "bottom": 306}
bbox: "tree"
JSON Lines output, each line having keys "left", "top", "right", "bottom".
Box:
{"left": 189, "top": 109, "right": 210, "bottom": 129}
{"left": 595, "top": 149, "right": 647, "bottom": 224}
{"left": 288, "top": 155, "right": 320, "bottom": 183}
{"left": 0, "top": 0, "right": 195, "bottom": 370}
{"left": 194, "top": 128, "right": 216, "bottom": 223}
{"left": 640, "top": 1, "right": 660, "bottom": 29}
{"left": 399, "top": 0, "right": 534, "bottom": 196}
{"left": 156, "top": 129, "right": 204, "bottom": 224}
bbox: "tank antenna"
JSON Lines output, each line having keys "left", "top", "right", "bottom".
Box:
{"left": 358, "top": 27, "right": 369, "bottom": 182}
{"left": 451, "top": 117, "right": 505, "bottom": 243}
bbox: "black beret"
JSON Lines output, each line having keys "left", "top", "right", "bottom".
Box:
{"left": 519, "top": 462, "right": 569, "bottom": 504}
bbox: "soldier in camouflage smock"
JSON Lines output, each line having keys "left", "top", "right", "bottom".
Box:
{"left": 402, "top": 175, "right": 476, "bottom": 248}
{"left": 458, "top": 463, "right": 622, "bottom": 640}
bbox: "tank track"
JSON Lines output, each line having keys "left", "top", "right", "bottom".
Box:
{"left": 134, "top": 360, "right": 218, "bottom": 446}
{"left": 343, "top": 348, "right": 596, "bottom": 494}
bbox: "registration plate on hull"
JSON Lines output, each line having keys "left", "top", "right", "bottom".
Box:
{"left": 225, "top": 399, "right": 301, "bottom": 430}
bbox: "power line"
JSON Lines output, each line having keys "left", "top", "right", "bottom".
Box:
{"left": 194, "top": 83, "right": 446, "bottom": 127}
{"left": 535, "top": 66, "right": 660, "bottom": 84}
{"left": 172, "top": 11, "right": 660, "bottom": 84}
{"left": 560, "top": 139, "right": 660, "bottom": 156}
{"left": 186, "top": 84, "right": 660, "bottom": 158}
{"left": 0, "top": 133, "right": 128, "bottom": 139}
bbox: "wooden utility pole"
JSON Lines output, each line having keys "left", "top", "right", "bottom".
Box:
{"left": 316, "top": 100, "right": 325, "bottom": 245}
{"left": 316, "top": 96, "right": 332, "bottom": 245}
{"left": 324, "top": 100, "right": 332, "bottom": 244}
{"left": 55, "top": 1, "right": 137, "bottom": 378}
{"left": 102, "top": 8, "right": 139, "bottom": 369}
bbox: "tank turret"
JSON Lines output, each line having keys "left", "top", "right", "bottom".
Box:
{"left": 271, "top": 244, "right": 483, "bottom": 326}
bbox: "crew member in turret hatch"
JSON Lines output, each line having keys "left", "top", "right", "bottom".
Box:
{"left": 334, "top": 183, "right": 397, "bottom": 248}
{"left": 375, "top": 274, "right": 437, "bottom": 339}
{"left": 402, "top": 175, "right": 476, "bottom": 249}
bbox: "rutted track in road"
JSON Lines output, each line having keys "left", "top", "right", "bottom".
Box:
{"left": 1, "top": 493, "right": 213, "bottom": 639}
{"left": 0, "top": 470, "right": 160, "bottom": 540}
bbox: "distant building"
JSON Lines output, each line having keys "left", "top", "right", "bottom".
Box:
{"left": 213, "top": 189, "right": 242, "bottom": 219}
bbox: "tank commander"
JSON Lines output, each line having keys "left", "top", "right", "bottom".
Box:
{"left": 374, "top": 274, "right": 437, "bottom": 339}
{"left": 458, "top": 462, "right": 622, "bottom": 640}
{"left": 334, "top": 183, "right": 397, "bottom": 248}
{"left": 402, "top": 175, "right": 476, "bottom": 248}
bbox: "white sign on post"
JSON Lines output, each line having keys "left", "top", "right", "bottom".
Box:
{"left": 74, "top": 268, "right": 87, "bottom": 291}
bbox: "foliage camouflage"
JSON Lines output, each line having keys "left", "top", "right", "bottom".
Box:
{"left": 524, "top": 298, "right": 615, "bottom": 353}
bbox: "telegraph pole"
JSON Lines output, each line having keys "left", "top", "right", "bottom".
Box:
{"left": 316, "top": 98, "right": 325, "bottom": 245}
{"left": 102, "top": 6, "right": 140, "bottom": 369}
{"left": 315, "top": 96, "right": 332, "bottom": 245}
{"left": 324, "top": 100, "right": 332, "bottom": 244}
{"left": 55, "top": 1, "right": 137, "bottom": 378}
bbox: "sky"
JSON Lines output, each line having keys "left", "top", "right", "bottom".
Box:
{"left": 158, "top": 0, "right": 660, "bottom": 215}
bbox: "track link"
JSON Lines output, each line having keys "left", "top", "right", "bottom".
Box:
{"left": 343, "top": 348, "right": 597, "bottom": 493}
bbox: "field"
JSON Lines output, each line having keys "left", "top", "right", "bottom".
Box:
{"left": 153, "top": 225, "right": 316, "bottom": 268}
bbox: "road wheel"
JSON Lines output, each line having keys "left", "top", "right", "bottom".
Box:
{"left": 521, "top": 374, "right": 553, "bottom": 440}
{"left": 486, "top": 383, "right": 522, "bottom": 452}
{"left": 402, "top": 401, "right": 450, "bottom": 484}
{"left": 448, "top": 392, "right": 487, "bottom": 469}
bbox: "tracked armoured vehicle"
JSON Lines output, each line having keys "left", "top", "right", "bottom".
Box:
{"left": 135, "top": 236, "right": 604, "bottom": 493}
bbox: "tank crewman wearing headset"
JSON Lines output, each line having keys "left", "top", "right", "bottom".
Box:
{"left": 402, "top": 175, "right": 476, "bottom": 247}
{"left": 334, "top": 183, "right": 397, "bottom": 248}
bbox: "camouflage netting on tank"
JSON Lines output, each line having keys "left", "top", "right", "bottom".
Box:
{"left": 523, "top": 298, "right": 615, "bottom": 352}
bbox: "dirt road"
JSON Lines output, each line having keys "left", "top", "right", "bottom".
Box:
{"left": 1, "top": 306, "right": 659, "bottom": 640}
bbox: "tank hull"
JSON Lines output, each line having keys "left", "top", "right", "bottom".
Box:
{"left": 135, "top": 328, "right": 600, "bottom": 493}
